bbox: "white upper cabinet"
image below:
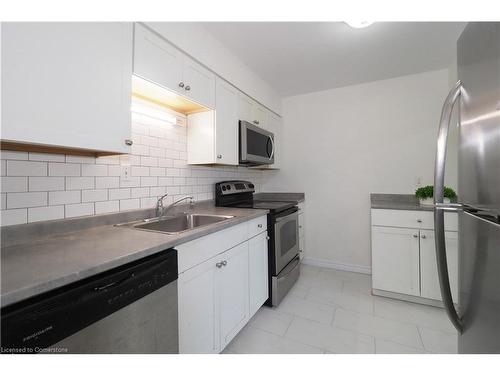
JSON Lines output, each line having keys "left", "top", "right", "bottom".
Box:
{"left": 1, "top": 22, "right": 133, "bottom": 154}
{"left": 133, "top": 24, "right": 215, "bottom": 108}
{"left": 214, "top": 78, "right": 239, "bottom": 165}
{"left": 182, "top": 56, "right": 216, "bottom": 108}
{"left": 133, "top": 23, "right": 183, "bottom": 95}
{"left": 238, "top": 92, "right": 254, "bottom": 123}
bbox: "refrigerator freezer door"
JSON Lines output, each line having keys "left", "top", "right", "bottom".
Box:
{"left": 459, "top": 211, "right": 500, "bottom": 353}
{"left": 457, "top": 23, "right": 500, "bottom": 215}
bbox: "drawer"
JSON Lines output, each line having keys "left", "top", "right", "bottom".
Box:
{"left": 177, "top": 222, "right": 248, "bottom": 273}
{"left": 371, "top": 209, "right": 458, "bottom": 231}
{"left": 247, "top": 215, "right": 268, "bottom": 238}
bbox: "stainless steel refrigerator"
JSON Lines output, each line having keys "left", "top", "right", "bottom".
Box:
{"left": 434, "top": 22, "right": 500, "bottom": 353}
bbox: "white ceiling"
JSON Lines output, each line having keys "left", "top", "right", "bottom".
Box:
{"left": 201, "top": 22, "right": 466, "bottom": 97}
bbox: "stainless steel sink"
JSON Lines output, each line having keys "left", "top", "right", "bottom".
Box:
{"left": 117, "top": 213, "right": 234, "bottom": 234}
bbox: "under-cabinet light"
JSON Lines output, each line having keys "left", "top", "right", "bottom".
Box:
{"left": 131, "top": 100, "right": 178, "bottom": 125}
{"left": 345, "top": 21, "right": 373, "bottom": 29}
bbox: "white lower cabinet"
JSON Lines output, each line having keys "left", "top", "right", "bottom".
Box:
{"left": 177, "top": 216, "right": 268, "bottom": 353}
{"left": 371, "top": 209, "right": 458, "bottom": 305}
{"left": 248, "top": 232, "right": 269, "bottom": 316}
{"left": 372, "top": 226, "right": 421, "bottom": 296}
{"left": 420, "top": 229, "right": 459, "bottom": 302}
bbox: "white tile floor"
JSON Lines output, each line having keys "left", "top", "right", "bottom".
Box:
{"left": 223, "top": 264, "right": 458, "bottom": 354}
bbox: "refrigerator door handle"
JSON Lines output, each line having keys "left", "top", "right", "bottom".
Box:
{"left": 434, "top": 80, "right": 463, "bottom": 333}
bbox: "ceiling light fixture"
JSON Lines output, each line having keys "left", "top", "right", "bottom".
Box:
{"left": 345, "top": 21, "right": 374, "bottom": 29}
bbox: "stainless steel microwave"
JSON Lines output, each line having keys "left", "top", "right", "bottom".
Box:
{"left": 239, "top": 120, "right": 275, "bottom": 165}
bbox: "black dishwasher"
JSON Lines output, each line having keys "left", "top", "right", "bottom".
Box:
{"left": 1, "top": 249, "right": 178, "bottom": 354}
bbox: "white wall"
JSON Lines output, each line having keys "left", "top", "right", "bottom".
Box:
{"left": 145, "top": 22, "right": 282, "bottom": 115}
{"left": 262, "top": 69, "right": 457, "bottom": 271}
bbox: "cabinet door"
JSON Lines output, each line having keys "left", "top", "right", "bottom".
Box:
{"left": 178, "top": 258, "right": 219, "bottom": 354}
{"left": 372, "top": 226, "right": 420, "bottom": 296}
{"left": 218, "top": 242, "right": 250, "bottom": 350}
{"left": 252, "top": 103, "right": 268, "bottom": 129}
{"left": 2, "top": 22, "right": 132, "bottom": 154}
{"left": 420, "top": 229, "right": 459, "bottom": 302}
{"left": 248, "top": 232, "right": 269, "bottom": 316}
{"left": 133, "top": 23, "right": 183, "bottom": 95}
{"left": 238, "top": 92, "right": 254, "bottom": 123}
{"left": 214, "top": 78, "right": 239, "bottom": 165}
{"left": 182, "top": 56, "right": 216, "bottom": 108}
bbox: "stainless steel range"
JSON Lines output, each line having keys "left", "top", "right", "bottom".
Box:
{"left": 215, "top": 181, "right": 300, "bottom": 306}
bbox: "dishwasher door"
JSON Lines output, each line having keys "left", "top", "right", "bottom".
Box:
{"left": 1, "top": 249, "right": 178, "bottom": 354}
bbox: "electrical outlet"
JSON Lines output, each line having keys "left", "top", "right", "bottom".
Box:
{"left": 121, "top": 165, "right": 131, "bottom": 182}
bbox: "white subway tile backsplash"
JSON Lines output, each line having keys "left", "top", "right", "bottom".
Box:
{"left": 1, "top": 151, "right": 29, "bottom": 160}
{"left": 7, "top": 192, "right": 47, "bottom": 209}
{"left": 1, "top": 177, "right": 28, "bottom": 192}
{"left": 49, "top": 190, "right": 80, "bottom": 205}
{"left": 130, "top": 187, "right": 150, "bottom": 198}
{"left": 7, "top": 161, "right": 47, "bottom": 176}
{"left": 82, "top": 164, "right": 108, "bottom": 176}
{"left": 29, "top": 152, "right": 65, "bottom": 162}
{"left": 29, "top": 177, "right": 65, "bottom": 192}
{"left": 48, "top": 163, "right": 80, "bottom": 177}
{"left": 66, "top": 176, "right": 95, "bottom": 190}
{"left": 65, "top": 203, "right": 94, "bottom": 218}
{"left": 82, "top": 189, "right": 108, "bottom": 203}
{"left": 66, "top": 155, "right": 95, "bottom": 164}
{"left": 0, "top": 101, "right": 263, "bottom": 225}
{"left": 96, "top": 177, "right": 120, "bottom": 189}
{"left": 28, "top": 205, "right": 64, "bottom": 223}
{"left": 120, "top": 198, "right": 140, "bottom": 211}
{"left": 95, "top": 200, "right": 119, "bottom": 214}
{"left": 108, "top": 188, "right": 130, "bottom": 200}
{"left": 1, "top": 208, "right": 28, "bottom": 225}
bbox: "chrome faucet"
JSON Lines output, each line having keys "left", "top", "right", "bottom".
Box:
{"left": 156, "top": 194, "right": 194, "bottom": 218}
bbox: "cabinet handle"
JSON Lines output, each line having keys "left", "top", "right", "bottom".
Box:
{"left": 299, "top": 225, "right": 303, "bottom": 229}
{"left": 217, "top": 154, "right": 222, "bottom": 159}
{"left": 216, "top": 262, "right": 223, "bottom": 268}
{"left": 258, "top": 224, "right": 263, "bottom": 228}
{"left": 417, "top": 219, "right": 422, "bottom": 223}
{"left": 222, "top": 260, "right": 227, "bottom": 266}
{"left": 253, "top": 120, "right": 259, "bottom": 125}
{"left": 421, "top": 234, "right": 427, "bottom": 239}
{"left": 125, "top": 139, "right": 133, "bottom": 146}
{"left": 178, "top": 82, "right": 185, "bottom": 88}
{"left": 413, "top": 234, "right": 418, "bottom": 238}
{"left": 185, "top": 85, "right": 191, "bottom": 91}
{"left": 266, "top": 236, "right": 270, "bottom": 240}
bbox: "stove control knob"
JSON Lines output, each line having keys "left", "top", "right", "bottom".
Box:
{"left": 248, "top": 183, "right": 254, "bottom": 188}
{"left": 222, "top": 186, "right": 227, "bottom": 191}
{"left": 227, "top": 185, "right": 231, "bottom": 190}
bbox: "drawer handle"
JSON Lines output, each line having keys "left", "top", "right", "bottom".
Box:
{"left": 258, "top": 224, "right": 263, "bottom": 228}
{"left": 417, "top": 219, "right": 422, "bottom": 223}
{"left": 413, "top": 234, "right": 418, "bottom": 238}
{"left": 421, "top": 234, "right": 427, "bottom": 239}
{"left": 222, "top": 260, "right": 227, "bottom": 266}
{"left": 216, "top": 262, "right": 223, "bottom": 268}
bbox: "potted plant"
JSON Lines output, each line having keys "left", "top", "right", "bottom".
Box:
{"left": 415, "top": 185, "right": 457, "bottom": 206}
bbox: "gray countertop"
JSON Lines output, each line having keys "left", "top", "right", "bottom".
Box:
{"left": 1, "top": 203, "right": 268, "bottom": 308}
{"left": 370, "top": 193, "right": 434, "bottom": 211}
{"left": 253, "top": 192, "right": 305, "bottom": 203}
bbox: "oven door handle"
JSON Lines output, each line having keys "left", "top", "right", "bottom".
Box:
{"left": 277, "top": 257, "right": 301, "bottom": 281}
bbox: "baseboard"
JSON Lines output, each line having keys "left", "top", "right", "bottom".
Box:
{"left": 301, "top": 257, "right": 371, "bottom": 275}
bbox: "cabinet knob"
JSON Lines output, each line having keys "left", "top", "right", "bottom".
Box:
{"left": 253, "top": 120, "right": 259, "bottom": 125}
{"left": 125, "top": 139, "right": 133, "bottom": 146}
{"left": 216, "top": 262, "right": 223, "bottom": 268}
{"left": 421, "top": 234, "right": 427, "bottom": 239}
{"left": 222, "top": 260, "right": 227, "bottom": 266}
{"left": 299, "top": 225, "right": 302, "bottom": 229}
{"left": 258, "top": 224, "right": 263, "bottom": 228}
{"left": 266, "top": 236, "right": 270, "bottom": 240}
{"left": 217, "top": 154, "right": 222, "bottom": 159}
{"left": 417, "top": 219, "right": 422, "bottom": 223}
{"left": 178, "top": 82, "right": 185, "bottom": 88}
{"left": 413, "top": 234, "right": 418, "bottom": 238}
{"left": 185, "top": 85, "right": 191, "bottom": 91}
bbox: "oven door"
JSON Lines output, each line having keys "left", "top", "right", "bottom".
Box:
{"left": 239, "top": 120, "right": 275, "bottom": 165}
{"left": 274, "top": 209, "right": 300, "bottom": 274}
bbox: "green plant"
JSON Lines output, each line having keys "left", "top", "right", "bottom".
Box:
{"left": 415, "top": 185, "right": 457, "bottom": 200}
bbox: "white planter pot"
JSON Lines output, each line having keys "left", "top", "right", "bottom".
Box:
{"left": 419, "top": 197, "right": 450, "bottom": 206}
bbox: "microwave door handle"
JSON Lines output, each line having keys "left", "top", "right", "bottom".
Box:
{"left": 269, "top": 135, "right": 275, "bottom": 160}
